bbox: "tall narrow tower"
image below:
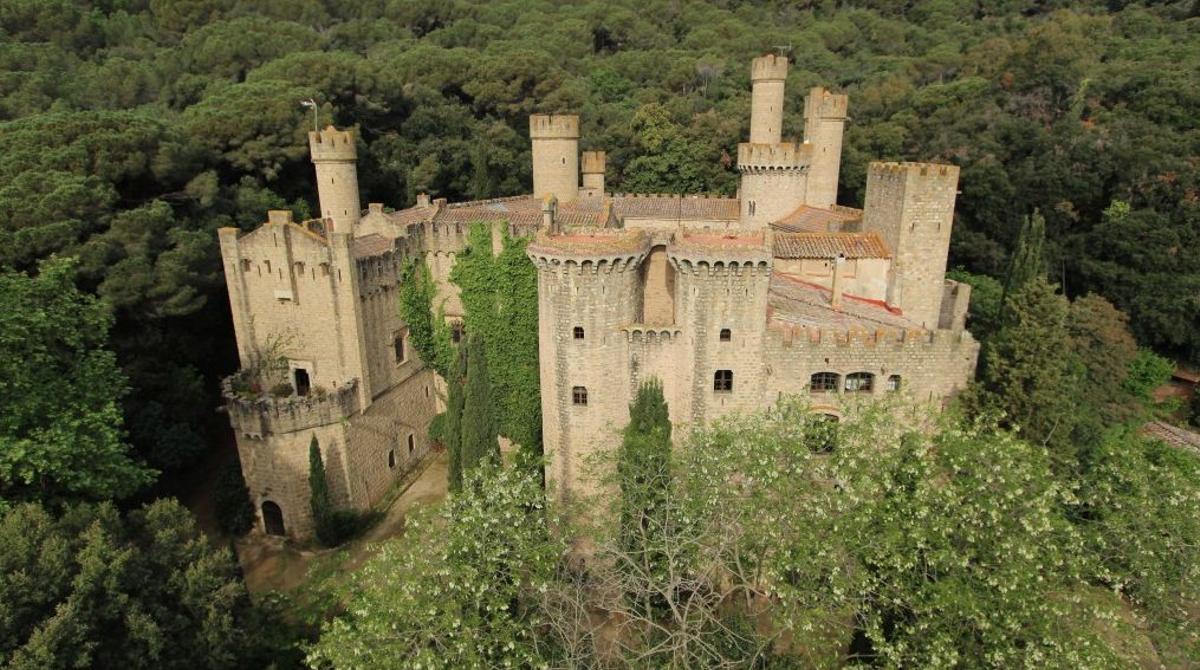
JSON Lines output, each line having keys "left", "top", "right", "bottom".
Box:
{"left": 802, "top": 88, "right": 849, "bottom": 210}
{"left": 308, "top": 126, "right": 361, "bottom": 233}
{"left": 530, "top": 114, "right": 580, "bottom": 204}
{"left": 861, "top": 161, "right": 960, "bottom": 329}
{"left": 749, "top": 55, "right": 788, "bottom": 144}
{"left": 581, "top": 150, "right": 606, "bottom": 197}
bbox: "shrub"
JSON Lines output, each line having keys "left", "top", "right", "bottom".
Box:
{"left": 428, "top": 412, "right": 446, "bottom": 446}
{"left": 270, "top": 382, "right": 294, "bottom": 398}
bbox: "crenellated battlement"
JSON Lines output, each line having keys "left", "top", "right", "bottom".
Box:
{"left": 751, "top": 54, "right": 788, "bottom": 81}
{"left": 530, "top": 114, "right": 580, "bottom": 139}
{"left": 769, "top": 323, "right": 975, "bottom": 349}
{"left": 668, "top": 231, "right": 772, "bottom": 275}
{"left": 804, "top": 87, "right": 848, "bottom": 120}
{"left": 581, "top": 151, "right": 606, "bottom": 174}
{"left": 868, "top": 161, "right": 959, "bottom": 183}
{"left": 223, "top": 376, "right": 361, "bottom": 437}
{"left": 737, "top": 142, "right": 812, "bottom": 171}
{"left": 308, "top": 125, "right": 357, "bottom": 162}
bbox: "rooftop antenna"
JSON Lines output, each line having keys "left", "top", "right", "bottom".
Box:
{"left": 300, "top": 99, "right": 319, "bottom": 133}
{"left": 772, "top": 45, "right": 792, "bottom": 57}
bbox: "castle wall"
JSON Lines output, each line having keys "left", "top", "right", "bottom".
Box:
{"left": 764, "top": 327, "right": 979, "bottom": 412}
{"left": 772, "top": 258, "right": 891, "bottom": 302}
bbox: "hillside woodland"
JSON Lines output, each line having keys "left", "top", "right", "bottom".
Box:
{"left": 0, "top": 0, "right": 1198, "bottom": 668}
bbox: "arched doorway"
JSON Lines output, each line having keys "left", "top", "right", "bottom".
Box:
{"left": 261, "top": 500, "right": 286, "bottom": 536}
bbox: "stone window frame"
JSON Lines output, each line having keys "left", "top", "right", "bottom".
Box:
{"left": 388, "top": 449, "right": 396, "bottom": 469}
{"left": 810, "top": 372, "right": 840, "bottom": 393}
{"left": 393, "top": 330, "right": 407, "bottom": 364}
{"left": 719, "top": 328, "right": 732, "bottom": 342}
{"left": 572, "top": 386, "right": 588, "bottom": 406}
{"left": 845, "top": 372, "right": 874, "bottom": 393}
{"left": 573, "top": 326, "right": 585, "bottom": 340}
{"left": 886, "top": 374, "right": 902, "bottom": 391}
{"left": 713, "top": 369, "right": 733, "bottom": 393}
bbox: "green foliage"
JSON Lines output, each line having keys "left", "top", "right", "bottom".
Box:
{"left": 397, "top": 258, "right": 451, "bottom": 378}
{"left": 1123, "top": 348, "right": 1175, "bottom": 404}
{"left": 427, "top": 412, "right": 447, "bottom": 446}
{"left": 449, "top": 223, "right": 541, "bottom": 453}
{"left": 307, "top": 465, "right": 563, "bottom": 668}
{"left": 212, "top": 459, "right": 255, "bottom": 537}
{"left": 459, "top": 333, "right": 500, "bottom": 474}
{"left": 0, "top": 258, "right": 155, "bottom": 503}
{"left": 970, "top": 277, "right": 1078, "bottom": 452}
{"left": 618, "top": 379, "right": 672, "bottom": 559}
{"left": 0, "top": 499, "right": 293, "bottom": 668}
{"left": 1067, "top": 293, "right": 1140, "bottom": 424}
{"left": 445, "top": 344, "right": 466, "bottom": 492}
{"left": 946, "top": 268, "right": 1003, "bottom": 341}
{"left": 1000, "top": 209, "right": 1046, "bottom": 324}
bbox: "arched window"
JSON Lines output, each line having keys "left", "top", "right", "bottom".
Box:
{"left": 261, "top": 501, "right": 285, "bottom": 536}
{"left": 572, "top": 386, "right": 588, "bottom": 406}
{"left": 573, "top": 326, "right": 585, "bottom": 340}
{"left": 845, "top": 372, "right": 874, "bottom": 393}
{"left": 719, "top": 328, "right": 732, "bottom": 342}
{"left": 886, "top": 374, "right": 902, "bottom": 391}
{"left": 810, "top": 372, "right": 840, "bottom": 393}
{"left": 388, "top": 450, "right": 396, "bottom": 468}
{"left": 407, "top": 434, "right": 415, "bottom": 454}
{"left": 714, "top": 369, "right": 733, "bottom": 392}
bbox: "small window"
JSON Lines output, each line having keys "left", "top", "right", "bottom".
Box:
{"left": 450, "top": 322, "right": 464, "bottom": 343}
{"left": 394, "top": 333, "right": 406, "bottom": 363}
{"left": 573, "top": 326, "right": 585, "bottom": 340}
{"left": 748, "top": 201, "right": 756, "bottom": 216}
{"left": 263, "top": 260, "right": 271, "bottom": 274}
{"left": 886, "top": 374, "right": 902, "bottom": 391}
{"left": 294, "top": 262, "right": 305, "bottom": 275}
{"left": 241, "top": 259, "right": 252, "bottom": 272}
{"left": 810, "top": 372, "right": 840, "bottom": 393}
{"left": 714, "top": 369, "right": 733, "bottom": 392}
{"left": 388, "top": 450, "right": 396, "bottom": 468}
{"left": 719, "top": 328, "right": 732, "bottom": 342}
{"left": 294, "top": 368, "right": 311, "bottom": 397}
{"left": 407, "top": 434, "right": 415, "bottom": 454}
{"left": 320, "top": 263, "right": 330, "bottom": 276}
{"left": 845, "top": 372, "right": 874, "bottom": 393}
{"left": 572, "top": 386, "right": 588, "bottom": 406}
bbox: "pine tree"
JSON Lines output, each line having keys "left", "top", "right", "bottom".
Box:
{"left": 999, "top": 209, "right": 1046, "bottom": 324}
{"left": 618, "top": 380, "right": 672, "bottom": 556}
{"left": 446, "top": 342, "right": 467, "bottom": 492}
{"left": 460, "top": 333, "right": 499, "bottom": 475}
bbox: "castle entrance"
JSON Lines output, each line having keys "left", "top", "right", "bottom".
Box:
{"left": 261, "top": 501, "right": 286, "bottom": 536}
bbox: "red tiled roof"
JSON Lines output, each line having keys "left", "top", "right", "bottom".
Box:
{"left": 771, "top": 205, "right": 862, "bottom": 233}
{"left": 1142, "top": 420, "right": 1200, "bottom": 453}
{"left": 774, "top": 232, "right": 890, "bottom": 259}
{"left": 609, "top": 194, "right": 740, "bottom": 221}
{"left": 352, "top": 233, "right": 393, "bottom": 257}
{"left": 767, "top": 273, "right": 914, "bottom": 330}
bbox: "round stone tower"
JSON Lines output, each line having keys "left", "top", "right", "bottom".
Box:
{"left": 530, "top": 114, "right": 580, "bottom": 204}
{"left": 750, "top": 54, "right": 788, "bottom": 145}
{"left": 802, "top": 87, "right": 849, "bottom": 210}
{"left": 308, "top": 126, "right": 361, "bottom": 233}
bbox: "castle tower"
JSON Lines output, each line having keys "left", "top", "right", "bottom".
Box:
{"left": 750, "top": 55, "right": 788, "bottom": 144}
{"left": 737, "top": 143, "right": 812, "bottom": 226}
{"left": 802, "top": 88, "right": 848, "bottom": 210}
{"left": 527, "top": 232, "right": 649, "bottom": 500}
{"left": 530, "top": 114, "right": 580, "bottom": 204}
{"left": 308, "top": 126, "right": 361, "bottom": 233}
{"left": 861, "top": 162, "right": 960, "bottom": 329}
{"left": 581, "top": 151, "right": 606, "bottom": 197}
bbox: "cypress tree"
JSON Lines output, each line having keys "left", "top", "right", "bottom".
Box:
{"left": 618, "top": 380, "right": 672, "bottom": 556}
{"left": 445, "top": 342, "right": 467, "bottom": 492}
{"left": 460, "top": 333, "right": 500, "bottom": 474}
{"left": 308, "top": 435, "right": 332, "bottom": 540}
{"left": 1000, "top": 209, "right": 1046, "bottom": 324}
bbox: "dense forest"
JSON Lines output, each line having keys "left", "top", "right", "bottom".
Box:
{"left": 1, "top": 0, "right": 1199, "bottom": 667}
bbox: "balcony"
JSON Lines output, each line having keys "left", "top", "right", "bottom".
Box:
{"left": 222, "top": 372, "right": 360, "bottom": 437}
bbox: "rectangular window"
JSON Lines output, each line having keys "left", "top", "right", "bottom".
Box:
{"left": 714, "top": 369, "right": 733, "bottom": 392}
{"left": 572, "top": 386, "right": 588, "bottom": 406}
{"left": 394, "top": 332, "right": 406, "bottom": 363}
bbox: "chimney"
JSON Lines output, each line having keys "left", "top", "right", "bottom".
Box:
{"left": 541, "top": 194, "right": 559, "bottom": 234}
{"left": 831, "top": 253, "right": 845, "bottom": 310}
{"left": 267, "top": 210, "right": 294, "bottom": 225}
{"left": 417, "top": 193, "right": 431, "bottom": 208}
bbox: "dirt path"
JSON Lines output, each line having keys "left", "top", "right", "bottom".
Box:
{"left": 237, "top": 450, "right": 449, "bottom": 595}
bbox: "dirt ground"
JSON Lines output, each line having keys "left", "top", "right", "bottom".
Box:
{"left": 236, "top": 449, "right": 449, "bottom": 595}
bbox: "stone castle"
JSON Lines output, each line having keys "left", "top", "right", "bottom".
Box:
{"left": 219, "top": 55, "right": 978, "bottom": 537}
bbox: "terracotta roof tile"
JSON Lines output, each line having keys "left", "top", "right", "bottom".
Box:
{"left": 1142, "top": 421, "right": 1200, "bottom": 453}
{"left": 771, "top": 205, "right": 862, "bottom": 233}
{"left": 768, "top": 273, "right": 914, "bottom": 330}
{"left": 774, "top": 232, "right": 890, "bottom": 259}
{"left": 351, "top": 233, "right": 393, "bottom": 257}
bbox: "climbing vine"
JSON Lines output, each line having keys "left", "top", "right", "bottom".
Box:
{"left": 450, "top": 222, "right": 542, "bottom": 454}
